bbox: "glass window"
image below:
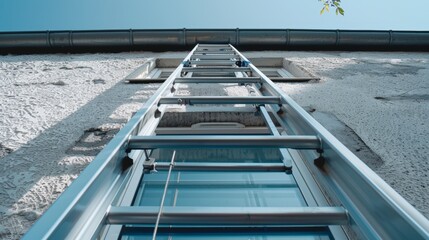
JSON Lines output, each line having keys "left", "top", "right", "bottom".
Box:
{"left": 135, "top": 171, "right": 305, "bottom": 207}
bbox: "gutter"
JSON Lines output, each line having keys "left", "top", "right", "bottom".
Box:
{"left": 1, "top": 28, "right": 429, "bottom": 54}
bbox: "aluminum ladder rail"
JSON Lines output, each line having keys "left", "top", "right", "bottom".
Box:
{"left": 23, "top": 44, "right": 429, "bottom": 239}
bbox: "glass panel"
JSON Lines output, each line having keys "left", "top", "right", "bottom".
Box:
{"left": 152, "top": 148, "right": 283, "bottom": 163}
{"left": 192, "top": 72, "right": 237, "bottom": 77}
{"left": 135, "top": 171, "right": 305, "bottom": 207}
{"left": 121, "top": 227, "right": 333, "bottom": 240}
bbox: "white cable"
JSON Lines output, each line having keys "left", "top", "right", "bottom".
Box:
{"left": 152, "top": 150, "right": 176, "bottom": 240}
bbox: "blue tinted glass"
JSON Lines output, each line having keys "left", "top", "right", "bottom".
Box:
{"left": 153, "top": 148, "right": 283, "bottom": 163}
{"left": 136, "top": 171, "right": 305, "bottom": 207}
{"left": 121, "top": 227, "right": 332, "bottom": 240}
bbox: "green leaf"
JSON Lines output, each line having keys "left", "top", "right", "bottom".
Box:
{"left": 320, "top": 1, "right": 344, "bottom": 15}
{"left": 320, "top": 5, "right": 329, "bottom": 15}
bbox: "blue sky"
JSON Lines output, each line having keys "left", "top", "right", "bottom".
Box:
{"left": 0, "top": 0, "right": 428, "bottom": 31}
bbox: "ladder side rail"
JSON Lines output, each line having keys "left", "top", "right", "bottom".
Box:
{"left": 22, "top": 45, "right": 200, "bottom": 240}
{"left": 230, "top": 44, "right": 429, "bottom": 239}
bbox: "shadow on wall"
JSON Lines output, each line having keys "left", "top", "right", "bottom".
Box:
{"left": 0, "top": 79, "right": 159, "bottom": 238}
{"left": 307, "top": 109, "right": 384, "bottom": 170}
{"left": 320, "top": 58, "right": 426, "bottom": 80}
{"left": 315, "top": 57, "right": 429, "bottom": 103}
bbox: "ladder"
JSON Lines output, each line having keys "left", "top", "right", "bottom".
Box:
{"left": 24, "top": 44, "right": 429, "bottom": 239}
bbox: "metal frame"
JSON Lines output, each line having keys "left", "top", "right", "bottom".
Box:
{"left": 23, "top": 44, "right": 429, "bottom": 240}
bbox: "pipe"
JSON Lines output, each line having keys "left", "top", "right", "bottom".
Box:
{"left": 1, "top": 29, "right": 429, "bottom": 54}
{"left": 107, "top": 206, "right": 349, "bottom": 225}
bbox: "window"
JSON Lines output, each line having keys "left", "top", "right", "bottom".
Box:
{"left": 125, "top": 58, "right": 319, "bottom": 83}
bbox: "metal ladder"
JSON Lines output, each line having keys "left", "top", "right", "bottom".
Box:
{"left": 24, "top": 44, "right": 429, "bottom": 239}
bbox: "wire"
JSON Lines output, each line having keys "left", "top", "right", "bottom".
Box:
{"left": 152, "top": 150, "right": 176, "bottom": 240}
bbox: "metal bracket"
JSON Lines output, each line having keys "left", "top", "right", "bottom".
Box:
{"left": 121, "top": 155, "right": 134, "bottom": 172}
{"left": 235, "top": 60, "right": 250, "bottom": 67}
{"left": 154, "top": 109, "right": 162, "bottom": 118}
{"left": 314, "top": 149, "right": 325, "bottom": 168}
{"left": 143, "top": 149, "right": 157, "bottom": 173}
{"left": 143, "top": 157, "right": 157, "bottom": 173}
{"left": 182, "top": 60, "right": 191, "bottom": 67}
{"left": 277, "top": 104, "right": 284, "bottom": 114}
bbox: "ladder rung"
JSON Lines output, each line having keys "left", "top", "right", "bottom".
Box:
{"left": 271, "top": 77, "right": 321, "bottom": 82}
{"left": 193, "top": 51, "right": 237, "bottom": 56}
{"left": 174, "top": 77, "right": 261, "bottom": 84}
{"left": 191, "top": 54, "right": 240, "bottom": 60}
{"left": 189, "top": 60, "right": 236, "bottom": 66}
{"left": 107, "top": 206, "right": 348, "bottom": 225}
{"left": 158, "top": 96, "right": 281, "bottom": 105}
{"left": 127, "top": 77, "right": 320, "bottom": 84}
{"left": 197, "top": 47, "right": 230, "bottom": 49}
{"left": 195, "top": 48, "right": 233, "bottom": 52}
{"left": 127, "top": 135, "right": 320, "bottom": 150}
{"left": 194, "top": 50, "right": 235, "bottom": 54}
{"left": 150, "top": 162, "right": 287, "bottom": 171}
{"left": 182, "top": 67, "right": 251, "bottom": 72}
{"left": 196, "top": 45, "right": 231, "bottom": 49}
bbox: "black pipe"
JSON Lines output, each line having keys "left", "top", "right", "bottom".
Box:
{"left": 1, "top": 29, "right": 429, "bottom": 54}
